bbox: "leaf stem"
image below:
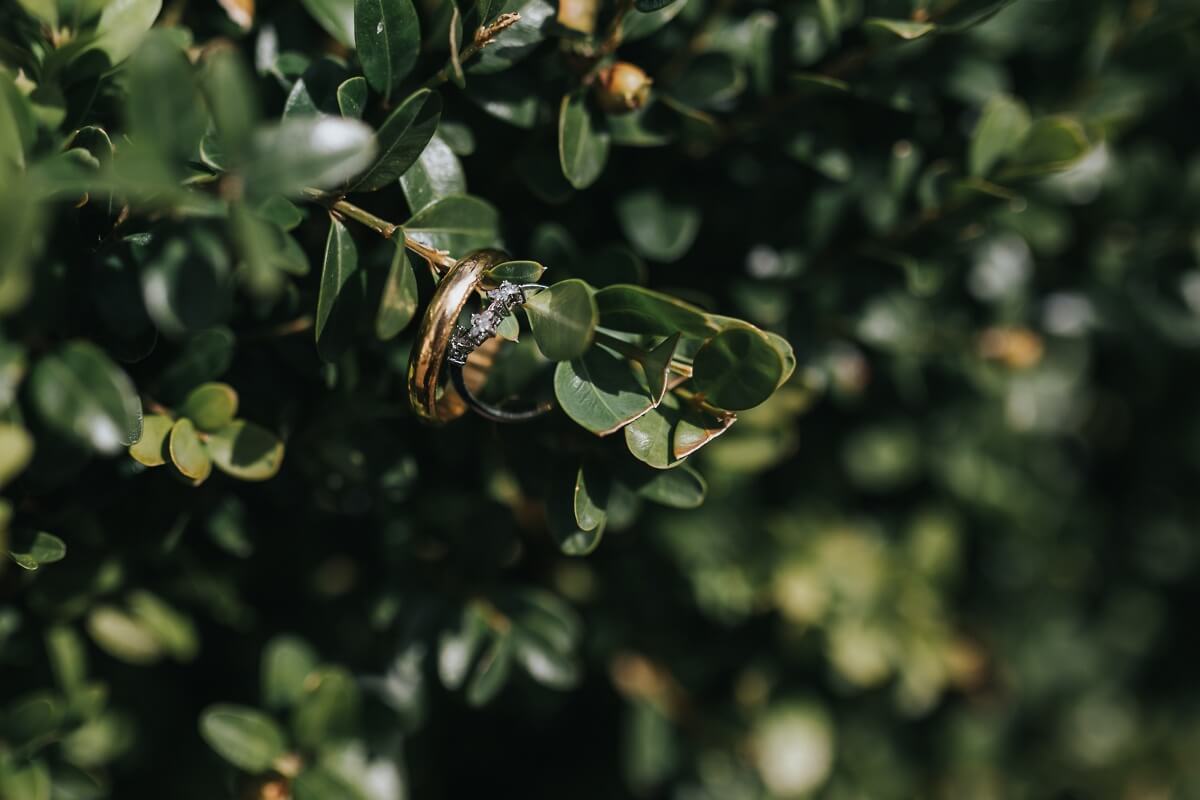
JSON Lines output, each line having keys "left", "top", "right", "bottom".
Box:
{"left": 418, "top": 12, "right": 523, "bottom": 91}
{"left": 302, "top": 189, "right": 455, "bottom": 271}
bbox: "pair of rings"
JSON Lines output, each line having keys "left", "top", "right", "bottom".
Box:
{"left": 407, "top": 249, "right": 554, "bottom": 424}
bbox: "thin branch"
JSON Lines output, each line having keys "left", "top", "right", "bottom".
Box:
{"left": 302, "top": 189, "right": 455, "bottom": 272}
{"left": 419, "top": 12, "right": 523, "bottom": 91}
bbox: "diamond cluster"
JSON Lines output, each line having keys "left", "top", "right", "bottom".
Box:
{"left": 447, "top": 282, "right": 528, "bottom": 365}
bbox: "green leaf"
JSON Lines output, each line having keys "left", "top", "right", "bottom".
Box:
{"left": 140, "top": 227, "right": 232, "bottom": 337}
{"left": 595, "top": 284, "right": 718, "bottom": 337}
{"left": 438, "top": 606, "right": 489, "bottom": 690}
{"left": 86, "top": 605, "right": 163, "bottom": 665}
{"left": 29, "top": 341, "right": 143, "bottom": 454}
{"left": 399, "top": 134, "right": 466, "bottom": 214}
{"left": 337, "top": 76, "right": 369, "bottom": 119}
{"left": 294, "top": 767, "right": 370, "bottom": 800}
{"left": 157, "top": 327, "right": 236, "bottom": 403}
{"left": 262, "top": 636, "right": 319, "bottom": 709}
{"left": 574, "top": 462, "right": 609, "bottom": 531}
{"left": 864, "top": 18, "right": 937, "bottom": 41}
{"left": 0, "top": 180, "right": 40, "bottom": 316}
{"left": 621, "top": 462, "right": 706, "bottom": 508}
{"left": 9, "top": 532, "right": 66, "bottom": 571}
{"left": 635, "top": 0, "right": 678, "bottom": 10}
{"left": 559, "top": 89, "right": 610, "bottom": 190}
{"left": 622, "top": 0, "right": 688, "bottom": 40}
{"left": 348, "top": 89, "right": 442, "bottom": 192}
{"left": 208, "top": 421, "right": 285, "bottom": 481}
{"left": 484, "top": 260, "right": 545, "bottom": 285}
{"left": 691, "top": 327, "right": 785, "bottom": 411}
{"left": 128, "top": 590, "right": 198, "bottom": 661}
{"left": 128, "top": 413, "right": 173, "bottom": 467}
{"left": 300, "top": 0, "right": 357, "bottom": 47}
{"left": 355, "top": 0, "right": 420, "bottom": 99}
{"left": 402, "top": 194, "right": 500, "bottom": 254}
{"left": 0, "top": 424, "right": 33, "bottom": 488}
{"left": 0, "top": 65, "right": 35, "bottom": 172}
{"left": 15, "top": 0, "right": 57, "bottom": 26}
{"left": 615, "top": 189, "right": 701, "bottom": 262}
{"left": 199, "top": 704, "right": 287, "bottom": 773}
{"left": 125, "top": 31, "right": 205, "bottom": 168}
{"left": 640, "top": 332, "right": 680, "bottom": 404}
{"left": 669, "top": 53, "right": 746, "bottom": 110}
{"left": 376, "top": 243, "right": 419, "bottom": 340}
{"left": 315, "top": 216, "right": 364, "bottom": 361}
{"left": 969, "top": 94, "right": 1031, "bottom": 177}
{"left": 624, "top": 391, "right": 735, "bottom": 467}
{"left": 168, "top": 417, "right": 212, "bottom": 485}
{"left": 1002, "top": 116, "right": 1091, "bottom": 178}
{"left": 86, "top": 0, "right": 164, "bottom": 68}
{"left": 245, "top": 117, "right": 377, "bottom": 198}
{"left": 524, "top": 279, "right": 597, "bottom": 361}
{"left": 199, "top": 48, "right": 260, "bottom": 165}
{"left": 465, "top": 634, "right": 514, "bottom": 707}
{"left": 181, "top": 383, "right": 239, "bottom": 432}
{"left": 292, "top": 667, "right": 360, "bottom": 749}
{"left": 554, "top": 346, "right": 656, "bottom": 436}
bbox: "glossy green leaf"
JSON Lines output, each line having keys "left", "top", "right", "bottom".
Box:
{"left": 624, "top": 391, "right": 735, "bottom": 467}
{"left": 621, "top": 462, "right": 706, "bottom": 508}
{"left": 559, "top": 89, "right": 610, "bottom": 190}
{"left": 181, "top": 383, "right": 239, "bottom": 432}
{"left": 207, "top": 421, "right": 285, "bottom": 481}
{"left": 128, "top": 413, "right": 173, "bottom": 467}
{"left": 595, "top": 284, "right": 718, "bottom": 337}
{"left": 9, "top": 532, "right": 66, "bottom": 571}
{"left": 554, "top": 346, "right": 656, "bottom": 436}
{"left": 640, "top": 332, "right": 680, "bottom": 404}
{"left": 376, "top": 243, "right": 419, "bottom": 340}
{"left": 245, "top": 117, "right": 377, "bottom": 198}
{"left": 524, "top": 279, "right": 597, "bottom": 361}
{"left": 348, "top": 89, "right": 442, "bottom": 192}
{"left": 691, "top": 327, "right": 785, "bottom": 411}
{"left": 315, "top": 216, "right": 363, "bottom": 361}
{"left": 300, "top": 0, "right": 357, "bottom": 47}
{"left": 199, "top": 704, "right": 287, "bottom": 772}
{"left": 168, "top": 418, "right": 212, "bottom": 485}
{"left": 337, "top": 76, "right": 369, "bottom": 119}
{"left": 969, "top": 94, "right": 1031, "bottom": 177}
{"left": 125, "top": 31, "right": 205, "bottom": 168}
{"left": 400, "top": 134, "right": 466, "bottom": 214}
{"left": 0, "top": 424, "right": 33, "bottom": 488}
{"left": 615, "top": 189, "right": 701, "bottom": 262}
{"left": 355, "top": 0, "right": 420, "bottom": 98}
{"left": 545, "top": 464, "right": 604, "bottom": 555}
{"left": 262, "top": 636, "right": 319, "bottom": 709}
{"left": 402, "top": 194, "right": 500, "bottom": 253}
{"left": 29, "top": 341, "right": 143, "bottom": 454}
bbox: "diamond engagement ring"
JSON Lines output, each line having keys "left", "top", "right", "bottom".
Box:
{"left": 407, "top": 249, "right": 554, "bottom": 424}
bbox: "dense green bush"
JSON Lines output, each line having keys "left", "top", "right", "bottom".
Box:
{"left": 3, "top": 0, "right": 1200, "bottom": 797}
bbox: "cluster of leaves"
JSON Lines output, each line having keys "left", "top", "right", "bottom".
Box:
{"left": 3, "top": 0, "right": 1200, "bottom": 798}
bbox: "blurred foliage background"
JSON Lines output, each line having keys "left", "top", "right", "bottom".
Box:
{"left": 3, "top": 0, "right": 1200, "bottom": 798}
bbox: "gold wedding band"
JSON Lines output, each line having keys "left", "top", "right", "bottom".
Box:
{"left": 407, "top": 249, "right": 506, "bottom": 424}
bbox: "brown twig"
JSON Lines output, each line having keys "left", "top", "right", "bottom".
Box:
{"left": 418, "top": 12, "right": 523, "bottom": 91}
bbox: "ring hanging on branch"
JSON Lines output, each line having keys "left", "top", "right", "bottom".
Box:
{"left": 408, "top": 250, "right": 554, "bottom": 424}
